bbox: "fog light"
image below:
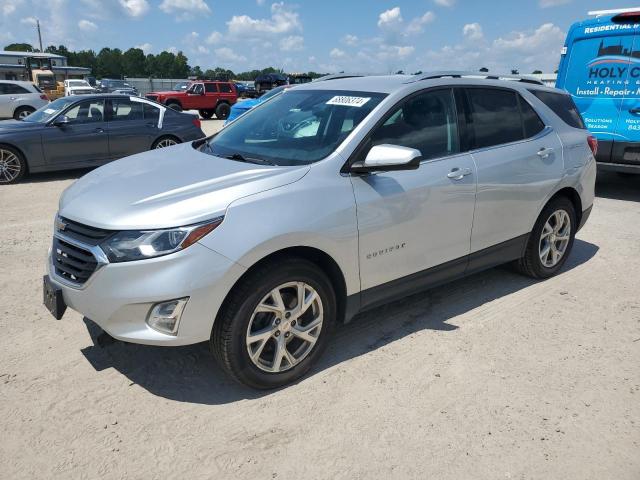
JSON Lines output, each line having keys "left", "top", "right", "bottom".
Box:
{"left": 146, "top": 298, "right": 188, "bottom": 335}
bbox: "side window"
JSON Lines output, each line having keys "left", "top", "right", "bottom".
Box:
{"left": 219, "top": 83, "right": 233, "bottom": 93}
{"left": 6, "top": 84, "right": 30, "bottom": 94}
{"left": 204, "top": 83, "right": 217, "bottom": 93}
{"left": 466, "top": 88, "right": 523, "bottom": 148}
{"left": 143, "top": 103, "right": 161, "bottom": 122}
{"left": 110, "top": 98, "right": 143, "bottom": 121}
{"left": 529, "top": 90, "right": 586, "bottom": 129}
{"left": 370, "top": 89, "right": 459, "bottom": 160}
{"left": 190, "top": 83, "right": 204, "bottom": 94}
{"left": 0, "top": 84, "right": 7, "bottom": 95}
{"left": 519, "top": 95, "right": 545, "bottom": 138}
{"left": 64, "top": 100, "right": 105, "bottom": 124}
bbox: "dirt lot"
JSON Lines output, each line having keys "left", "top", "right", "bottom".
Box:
{"left": 1, "top": 124, "right": 639, "bottom": 479}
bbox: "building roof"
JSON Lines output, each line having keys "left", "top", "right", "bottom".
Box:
{"left": 0, "top": 50, "right": 65, "bottom": 59}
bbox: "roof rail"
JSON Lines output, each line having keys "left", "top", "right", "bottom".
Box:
{"left": 588, "top": 8, "right": 640, "bottom": 17}
{"left": 406, "top": 71, "right": 544, "bottom": 86}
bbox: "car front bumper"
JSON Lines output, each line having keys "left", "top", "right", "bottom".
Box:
{"left": 48, "top": 242, "right": 246, "bottom": 346}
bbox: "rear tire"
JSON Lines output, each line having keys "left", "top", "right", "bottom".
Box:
{"left": 0, "top": 145, "right": 27, "bottom": 184}
{"left": 151, "top": 136, "right": 180, "bottom": 149}
{"left": 14, "top": 106, "right": 35, "bottom": 120}
{"left": 166, "top": 102, "right": 182, "bottom": 112}
{"left": 215, "top": 103, "right": 230, "bottom": 120}
{"left": 211, "top": 258, "right": 336, "bottom": 389}
{"left": 516, "top": 196, "right": 576, "bottom": 279}
{"left": 199, "top": 109, "right": 214, "bottom": 119}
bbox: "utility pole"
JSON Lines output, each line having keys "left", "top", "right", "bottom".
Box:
{"left": 36, "top": 19, "right": 43, "bottom": 52}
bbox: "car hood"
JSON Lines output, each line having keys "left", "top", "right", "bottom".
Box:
{"left": 0, "top": 119, "right": 44, "bottom": 132}
{"left": 58, "top": 142, "right": 310, "bottom": 230}
{"left": 233, "top": 100, "right": 259, "bottom": 111}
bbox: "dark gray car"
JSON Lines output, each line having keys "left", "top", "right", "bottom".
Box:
{"left": 0, "top": 95, "right": 205, "bottom": 184}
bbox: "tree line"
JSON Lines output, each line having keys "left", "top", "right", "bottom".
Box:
{"left": 4, "top": 42, "right": 325, "bottom": 81}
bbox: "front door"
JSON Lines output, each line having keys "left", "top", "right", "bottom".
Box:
{"left": 184, "top": 83, "right": 204, "bottom": 110}
{"left": 351, "top": 88, "right": 477, "bottom": 297}
{"left": 42, "top": 98, "right": 110, "bottom": 167}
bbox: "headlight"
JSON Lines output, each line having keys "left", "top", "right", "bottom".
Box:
{"left": 101, "top": 217, "right": 223, "bottom": 263}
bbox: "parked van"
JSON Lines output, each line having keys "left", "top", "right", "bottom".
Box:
{"left": 556, "top": 8, "right": 640, "bottom": 174}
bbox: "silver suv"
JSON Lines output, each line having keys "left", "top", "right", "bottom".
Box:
{"left": 0, "top": 80, "right": 49, "bottom": 120}
{"left": 44, "top": 72, "right": 596, "bottom": 388}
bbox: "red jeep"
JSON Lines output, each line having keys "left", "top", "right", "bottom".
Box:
{"left": 145, "top": 81, "right": 237, "bottom": 120}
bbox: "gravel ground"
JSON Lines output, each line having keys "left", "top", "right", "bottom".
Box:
{"left": 0, "top": 127, "right": 639, "bottom": 480}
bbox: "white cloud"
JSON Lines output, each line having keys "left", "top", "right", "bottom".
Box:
{"left": 215, "top": 46, "right": 247, "bottom": 63}
{"left": 256, "top": 0, "right": 266, "bottom": 4}
{"left": 135, "top": 42, "right": 152, "bottom": 53}
{"left": 280, "top": 35, "right": 304, "bottom": 51}
{"left": 493, "top": 23, "right": 564, "bottom": 52}
{"left": 78, "top": 19, "right": 97, "bottom": 31}
{"left": 539, "top": 0, "right": 571, "bottom": 7}
{"left": 160, "top": 0, "right": 211, "bottom": 20}
{"left": 20, "top": 16, "right": 38, "bottom": 26}
{"left": 434, "top": 0, "right": 455, "bottom": 6}
{"left": 1, "top": 0, "right": 23, "bottom": 15}
{"left": 227, "top": 2, "right": 301, "bottom": 38}
{"left": 407, "top": 11, "right": 435, "bottom": 34}
{"left": 119, "top": 0, "right": 149, "bottom": 17}
{"left": 330, "top": 47, "right": 346, "bottom": 59}
{"left": 206, "top": 31, "right": 223, "bottom": 44}
{"left": 463, "top": 22, "right": 484, "bottom": 41}
{"left": 342, "top": 34, "right": 358, "bottom": 46}
{"left": 379, "top": 44, "right": 415, "bottom": 59}
{"left": 378, "top": 7, "right": 403, "bottom": 31}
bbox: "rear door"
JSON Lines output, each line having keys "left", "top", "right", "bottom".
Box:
{"left": 463, "top": 87, "right": 563, "bottom": 254}
{"left": 0, "top": 84, "right": 10, "bottom": 118}
{"left": 204, "top": 82, "right": 219, "bottom": 109}
{"left": 218, "top": 82, "right": 237, "bottom": 105}
{"left": 42, "top": 98, "right": 110, "bottom": 167}
{"left": 106, "top": 97, "right": 154, "bottom": 158}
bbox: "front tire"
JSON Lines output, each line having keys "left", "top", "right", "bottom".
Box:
{"left": 211, "top": 258, "right": 336, "bottom": 389}
{"left": 166, "top": 102, "right": 182, "bottom": 112}
{"left": 215, "top": 102, "right": 230, "bottom": 120}
{"left": 516, "top": 196, "right": 576, "bottom": 279}
{"left": 0, "top": 145, "right": 27, "bottom": 184}
{"left": 14, "top": 106, "right": 35, "bottom": 120}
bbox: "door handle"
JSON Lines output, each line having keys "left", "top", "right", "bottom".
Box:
{"left": 447, "top": 167, "right": 472, "bottom": 180}
{"left": 537, "top": 147, "right": 554, "bottom": 159}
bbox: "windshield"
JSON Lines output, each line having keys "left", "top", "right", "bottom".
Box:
{"left": 68, "top": 80, "right": 89, "bottom": 87}
{"left": 106, "top": 80, "right": 130, "bottom": 88}
{"left": 23, "top": 97, "right": 76, "bottom": 123}
{"left": 206, "top": 89, "right": 386, "bottom": 165}
{"left": 260, "top": 85, "right": 287, "bottom": 102}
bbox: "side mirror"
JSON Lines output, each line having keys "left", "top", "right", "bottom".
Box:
{"left": 350, "top": 144, "right": 422, "bottom": 173}
{"left": 52, "top": 115, "right": 70, "bottom": 127}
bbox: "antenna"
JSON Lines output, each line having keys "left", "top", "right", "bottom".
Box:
{"left": 36, "top": 19, "right": 43, "bottom": 52}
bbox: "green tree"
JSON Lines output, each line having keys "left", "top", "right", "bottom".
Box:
{"left": 532, "top": 69, "right": 543, "bottom": 74}
{"left": 173, "top": 51, "right": 190, "bottom": 78}
{"left": 479, "top": 67, "right": 489, "bottom": 72}
{"left": 191, "top": 65, "right": 204, "bottom": 77}
{"left": 122, "top": 48, "right": 147, "bottom": 77}
{"left": 96, "top": 48, "right": 124, "bottom": 77}
{"left": 4, "top": 43, "right": 35, "bottom": 52}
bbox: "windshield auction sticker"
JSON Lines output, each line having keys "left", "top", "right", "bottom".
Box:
{"left": 326, "top": 96, "right": 371, "bottom": 107}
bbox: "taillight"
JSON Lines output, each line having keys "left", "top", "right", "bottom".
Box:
{"left": 192, "top": 117, "right": 201, "bottom": 130}
{"left": 40, "top": 94, "right": 49, "bottom": 101}
{"left": 587, "top": 135, "right": 598, "bottom": 156}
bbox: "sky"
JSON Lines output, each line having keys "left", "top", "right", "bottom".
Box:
{"left": 0, "top": 0, "right": 637, "bottom": 74}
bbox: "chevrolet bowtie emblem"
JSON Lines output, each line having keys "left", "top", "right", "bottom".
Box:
{"left": 56, "top": 218, "right": 67, "bottom": 231}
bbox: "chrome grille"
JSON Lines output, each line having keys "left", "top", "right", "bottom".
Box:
{"left": 52, "top": 237, "right": 99, "bottom": 285}
{"left": 57, "top": 217, "right": 112, "bottom": 246}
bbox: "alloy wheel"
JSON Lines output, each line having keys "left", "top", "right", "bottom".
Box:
{"left": 155, "top": 138, "right": 177, "bottom": 149}
{"left": 246, "top": 281, "right": 323, "bottom": 373}
{"left": 0, "top": 148, "right": 22, "bottom": 184}
{"left": 17, "top": 109, "right": 32, "bottom": 120}
{"left": 539, "top": 209, "right": 571, "bottom": 268}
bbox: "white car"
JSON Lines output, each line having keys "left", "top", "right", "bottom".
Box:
{"left": 0, "top": 80, "right": 49, "bottom": 120}
{"left": 63, "top": 79, "right": 95, "bottom": 96}
{"left": 45, "top": 73, "right": 596, "bottom": 389}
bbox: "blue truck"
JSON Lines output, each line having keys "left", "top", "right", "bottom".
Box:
{"left": 556, "top": 8, "right": 640, "bottom": 174}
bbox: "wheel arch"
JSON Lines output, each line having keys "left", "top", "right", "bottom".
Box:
{"left": 547, "top": 186, "right": 583, "bottom": 227}
{"left": 151, "top": 134, "right": 182, "bottom": 148}
{"left": 215, "top": 246, "right": 349, "bottom": 327}
{"left": 164, "top": 98, "right": 182, "bottom": 107}
{"left": 0, "top": 142, "right": 29, "bottom": 173}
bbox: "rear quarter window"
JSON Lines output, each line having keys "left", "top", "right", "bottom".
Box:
{"left": 219, "top": 83, "right": 233, "bottom": 93}
{"left": 529, "top": 90, "right": 586, "bottom": 129}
